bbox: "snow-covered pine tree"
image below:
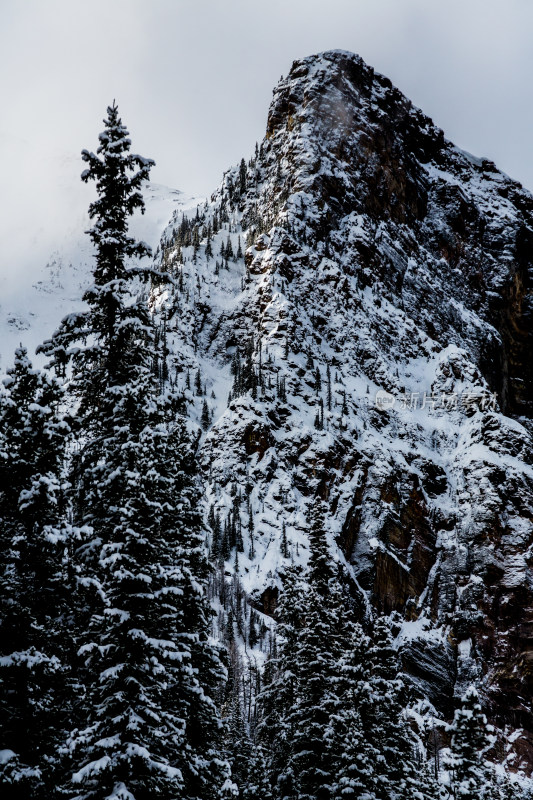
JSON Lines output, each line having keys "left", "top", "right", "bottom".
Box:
{"left": 361, "top": 616, "right": 423, "bottom": 800}
{"left": 241, "top": 742, "right": 273, "bottom": 800}
{"left": 330, "top": 614, "right": 440, "bottom": 800}
{"left": 258, "top": 507, "right": 439, "bottom": 800}
{"left": 239, "top": 158, "right": 247, "bottom": 196}
{"left": 202, "top": 398, "right": 211, "bottom": 430}
{"left": 328, "top": 620, "right": 377, "bottom": 800}
{"left": 39, "top": 101, "right": 155, "bottom": 404}
{"left": 223, "top": 691, "right": 254, "bottom": 799}
{"left": 0, "top": 347, "right": 73, "bottom": 797}
{"left": 286, "top": 502, "right": 346, "bottom": 800}
{"left": 447, "top": 685, "right": 494, "bottom": 799}
{"left": 256, "top": 564, "right": 306, "bottom": 798}
{"left": 66, "top": 409, "right": 230, "bottom": 799}
{"left": 37, "top": 105, "right": 229, "bottom": 799}
{"left": 330, "top": 704, "right": 372, "bottom": 800}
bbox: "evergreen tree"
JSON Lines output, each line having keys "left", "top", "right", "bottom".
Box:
{"left": 66, "top": 415, "right": 230, "bottom": 799}
{"left": 281, "top": 521, "right": 289, "bottom": 559}
{"left": 224, "top": 692, "right": 252, "bottom": 798}
{"left": 330, "top": 707, "right": 370, "bottom": 800}
{"left": 39, "top": 101, "right": 155, "bottom": 405}
{"left": 257, "top": 523, "right": 437, "bottom": 800}
{"left": 242, "top": 743, "right": 273, "bottom": 800}
{"left": 201, "top": 399, "right": 211, "bottom": 430}
{"left": 192, "top": 225, "right": 200, "bottom": 261}
{"left": 361, "top": 616, "right": 420, "bottom": 800}
{"left": 328, "top": 620, "right": 376, "bottom": 800}
{"left": 314, "top": 366, "right": 322, "bottom": 394}
{"left": 257, "top": 566, "right": 306, "bottom": 797}
{"left": 287, "top": 502, "right": 343, "bottom": 800}
{"left": 205, "top": 231, "right": 213, "bottom": 260}
{"left": 195, "top": 368, "right": 203, "bottom": 396}
{"left": 223, "top": 661, "right": 275, "bottom": 800}
{"left": 306, "top": 501, "right": 335, "bottom": 593}
{"left": 239, "top": 158, "right": 247, "bottom": 195}
{"left": 226, "top": 236, "right": 234, "bottom": 261}
{"left": 0, "top": 348, "right": 73, "bottom": 797}
{"left": 341, "top": 390, "right": 348, "bottom": 417}
{"left": 211, "top": 510, "right": 222, "bottom": 559}
{"left": 447, "top": 685, "right": 494, "bottom": 799}
{"left": 221, "top": 523, "right": 231, "bottom": 561}
{"left": 247, "top": 609, "right": 259, "bottom": 650}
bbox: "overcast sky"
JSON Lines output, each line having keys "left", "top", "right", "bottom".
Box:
{"left": 2, "top": 0, "right": 533, "bottom": 286}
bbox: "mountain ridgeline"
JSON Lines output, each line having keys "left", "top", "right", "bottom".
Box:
{"left": 154, "top": 50, "right": 533, "bottom": 771}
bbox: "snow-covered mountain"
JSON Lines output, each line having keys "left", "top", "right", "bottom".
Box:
{"left": 4, "top": 49, "right": 533, "bottom": 775}
{"left": 149, "top": 50, "right": 533, "bottom": 772}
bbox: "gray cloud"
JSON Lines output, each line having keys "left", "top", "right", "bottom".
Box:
{"left": 1, "top": 0, "right": 533, "bottom": 287}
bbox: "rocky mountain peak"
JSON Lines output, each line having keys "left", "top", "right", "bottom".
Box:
{"left": 264, "top": 49, "right": 533, "bottom": 418}
{"left": 149, "top": 49, "right": 533, "bottom": 770}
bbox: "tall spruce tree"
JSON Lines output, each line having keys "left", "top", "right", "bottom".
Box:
{"left": 38, "top": 104, "right": 228, "bottom": 799}
{"left": 38, "top": 101, "right": 155, "bottom": 414}
{"left": 224, "top": 691, "right": 256, "bottom": 799}
{"left": 0, "top": 347, "right": 73, "bottom": 797}
{"left": 256, "top": 503, "right": 444, "bottom": 800}
{"left": 241, "top": 743, "right": 273, "bottom": 800}
{"left": 67, "top": 415, "right": 229, "bottom": 799}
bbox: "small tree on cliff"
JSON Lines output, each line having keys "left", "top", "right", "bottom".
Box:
{"left": 447, "top": 685, "right": 494, "bottom": 799}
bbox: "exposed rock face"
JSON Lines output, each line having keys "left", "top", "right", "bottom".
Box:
{"left": 155, "top": 50, "right": 533, "bottom": 771}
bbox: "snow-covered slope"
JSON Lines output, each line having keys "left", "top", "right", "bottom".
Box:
{"left": 150, "top": 51, "right": 533, "bottom": 770}
{"left": 0, "top": 182, "right": 197, "bottom": 371}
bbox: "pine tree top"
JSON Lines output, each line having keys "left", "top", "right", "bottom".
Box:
{"left": 81, "top": 102, "right": 155, "bottom": 267}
